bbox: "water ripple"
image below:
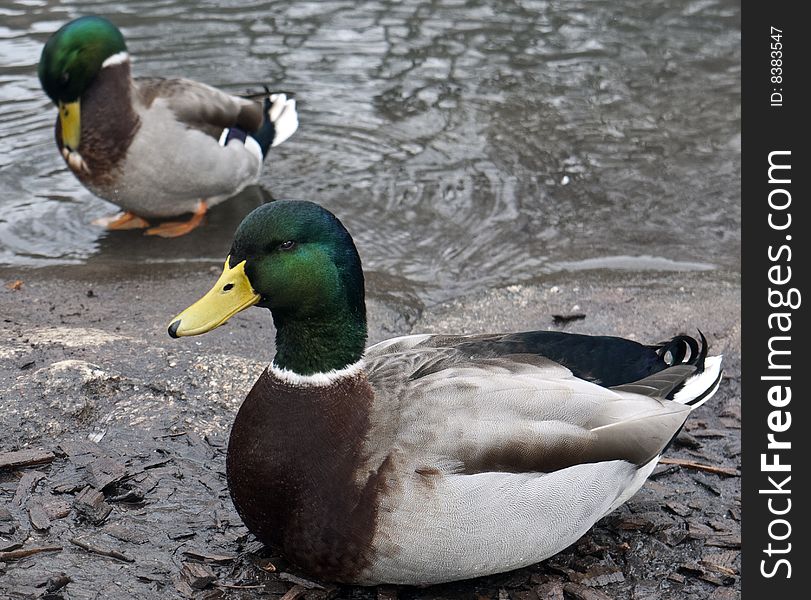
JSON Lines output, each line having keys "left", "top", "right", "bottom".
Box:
{"left": 0, "top": 0, "right": 740, "bottom": 305}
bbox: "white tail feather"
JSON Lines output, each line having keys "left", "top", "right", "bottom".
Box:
{"left": 673, "top": 355, "right": 723, "bottom": 408}
{"left": 268, "top": 93, "right": 298, "bottom": 147}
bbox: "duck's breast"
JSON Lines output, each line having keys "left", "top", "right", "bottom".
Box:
{"left": 226, "top": 367, "right": 394, "bottom": 583}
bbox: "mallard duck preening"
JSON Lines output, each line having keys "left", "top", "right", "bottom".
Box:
{"left": 167, "top": 200, "right": 723, "bottom": 585}
{"left": 38, "top": 16, "right": 298, "bottom": 237}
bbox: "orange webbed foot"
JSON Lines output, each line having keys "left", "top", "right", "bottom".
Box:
{"left": 93, "top": 211, "right": 150, "bottom": 230}
{"left": 144, "top": 201, "right": 208, "bottom": 238}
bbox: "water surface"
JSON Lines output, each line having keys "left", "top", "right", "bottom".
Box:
{"left": 0, "top": 0, "right": 740, "bottom": 304}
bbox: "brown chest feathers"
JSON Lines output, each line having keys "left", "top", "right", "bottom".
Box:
{"left": 55, "top": 62, "right": 139, "bottom": 191}
{"left": 225, "top": 368, "right": 393, "bottom": 582}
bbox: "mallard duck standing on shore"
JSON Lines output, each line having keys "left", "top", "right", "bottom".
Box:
{"left": 167, "top": 201, "right": 723, "bottom": 585}
{"left": 38, "top": 16, "right": 298, "bottom": 237}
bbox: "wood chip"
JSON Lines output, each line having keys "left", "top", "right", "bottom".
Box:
{"left": 279, "top": 572, "right": 325, "bottom": 589}
{"left": 0, "top": 449, "right": 55, "bottom": 470}
{"left": 659, "top": 458, "right": 739, "bottom": 477}
{"left": 571, "top": 564, "right": 625, "bottom": 587}
{"left": 688, "top": 522, "right": 713, "bottom": 539}
{"left": 58, "top": 441, "right": 106, "bottom": 467}
{"left": 535, "top": 581, "right": 565, "bottom": 600}
{"left": 43, "top": 574, "right": 72, "bottom": 593}
{"left": 610, "top": 511, "right": 674, "bottom": 534}
{"left": 87, "top": 456, "right": 127, "bottom": 490}
{"left": 562, "top": 582, "right": 614, "bottom": 600}
{"left": 69, "top": 537, "right": 134, "bottom": 562}
{"left": 108, "top": 487, "right": 145, "bottom": 503}
{"left": 52, "top": 479, "right": 86, "bottom": 495}
{"left": 659, "top": 526, "right": 690, "bottom": 547}
{"left": 104, "top": 523, "right": 150, "bottom": 545}
{"left": 699, "top": 561, "right": 737, "bottom": 578}
{"left": 174, "top": 575, "right": 196, "bottom": 598}
{"left": 28, "top": 501, "right": 51, "bottom": 531}
{"left": 168, "top": 527, "right": 197, "bottom": 541}
{"left": 678, "top": 561, "right": 734, "bottom": 586}
{"left": 43, "top": 499, "right": 71, "bottom": 520}
{"left": 1, "top": 539, "right": 23, "bottom": 550}
{"left": 649, "top": 463, "right": 681, "bottom": 478}
{"left": 630, "top": 582, "right": 660, "bottom": 600}
{"left": 674, "top": 431, "right": 701, "bottom": 449}
{"left": 709, "top": 589, "right": 738, "bottom": 600}
{"left": 182, "top": 562, "right": 216, "bottom": 590}
{"left": 279, "top": 583, "right": 307, "bottom": 600}
{"left": 664, "top": 501, "right": 692, "bottom": 517}
{"left": 690, "top": 429, "right": 727, "bottom": 438}
{"left": 703, "top": 550, "right": 739, "bottom": 570}
{"left": 12, "top": 470, "right": 45, "bottom": 507}
{"left": 0, "top": 545, "right": 62, "bottom": 561}
{"left": 708, "top": 517, "right": 733, "bottom": 533}
{"left": 182, "top": 549, "right": 236, "bottom": 564}
{"left": 73, "top": 486, "right": 113, "bottom": 525}
{"left": 213, "top": 582, "right": 265, "bottom": 590}
{"left": 667, "top": 572, "right": 685, "bottom": 584}
{"left": 705, "top": 534, "right": 741, "bottom": 549}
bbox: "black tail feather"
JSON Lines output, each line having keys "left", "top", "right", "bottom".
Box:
{"left": 653, "top": 330, "right": 707, "bottom": 372}
{"left": 249, "top": 92, "right": 276, "bottom": 158}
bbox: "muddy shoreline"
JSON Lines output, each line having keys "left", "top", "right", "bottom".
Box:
{"left": 1, "top": 265, "right": 740, "bottom": 600}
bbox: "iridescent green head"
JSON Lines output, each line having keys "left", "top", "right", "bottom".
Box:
{"left": 169, "top": 201, "right": 368, "bottom": 374}
{"left": 38, "top": 16, "right": 127, "bottom": 105}
{"left": 229, "top": 200, "right": 366, "bottom": 318}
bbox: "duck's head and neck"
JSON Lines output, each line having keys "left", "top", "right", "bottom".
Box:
{"left": 169, "top": 201, "right": 368, "bottom": 378}
{"left": 38, "top": 16, "right": 128, "bottom": 152}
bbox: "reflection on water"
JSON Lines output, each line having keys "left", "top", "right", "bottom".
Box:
{"left": 0, "top": 0, "right": 740, "bottom": 304}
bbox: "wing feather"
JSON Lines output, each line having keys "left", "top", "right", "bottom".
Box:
{"left": 366, "top": 336, "right": 693, "bottom": 474}
{"left": 134, "top": 77, "right": 263, "bottom": 137}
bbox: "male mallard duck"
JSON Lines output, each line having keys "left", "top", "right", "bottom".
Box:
{"left": 167, "top": 201, "right": 723, "bottom": 585}
{"left": 38, "top": 16, "right": 298, "bottom": 237}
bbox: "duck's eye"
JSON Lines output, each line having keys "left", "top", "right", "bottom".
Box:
{"left": 278, "top": 240, "right": 296, "bottom": 251}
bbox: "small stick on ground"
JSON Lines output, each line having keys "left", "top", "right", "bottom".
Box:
{"left": 280, "top": 584, "right": 308, "bottom": 600}
{"left": 0, "top": 545, "right": 62, "bottom": 561}
{"left": 279, "top": 572, "right": 325, "bottom": 589}
{"left": 213, "top": 582, "right": 267, "bottom": 590}
{"left": 0, "top": 449, "right": 55, "bottom": 470}
{"left": 658, "top": 458, "right": 739, "bottom": 477}
{"left": 69, "top": 537, "right": 134, "bottom": 562}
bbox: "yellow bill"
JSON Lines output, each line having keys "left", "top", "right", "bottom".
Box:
{"left": 168, "top": 257, "right": 260, "bottom": 337}
{"left": 59, "top": 100, "right": 81, "bottom": 151}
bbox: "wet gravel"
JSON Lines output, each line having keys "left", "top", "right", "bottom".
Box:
{"left": 0, "top": 265, "right": 740, "bottom": 600}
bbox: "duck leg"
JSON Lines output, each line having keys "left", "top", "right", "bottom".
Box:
{"left": 144, "top": 201, "right": 208, "bottom": 238}
{"left": 92, "top": 211, "right": 151, "bottom": 230}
